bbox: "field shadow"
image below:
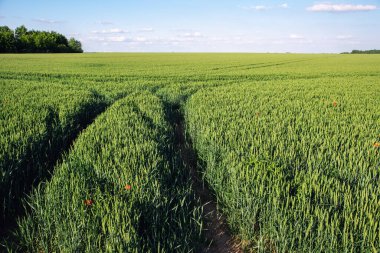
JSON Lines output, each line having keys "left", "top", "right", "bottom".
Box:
{"left": 0, "top": 91, "right": 108, "bottom": 247}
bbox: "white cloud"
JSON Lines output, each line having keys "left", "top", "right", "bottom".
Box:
{"left": 107, "top": 36, "right": 127, "bottom": 42}
{"left": 336, "top": 35, "right": 353, "bottom": 40}
{"left": 168, "top": 31, "right": 205, "bottom": 42}
{"left": 138, "top": 28, "right": 154, "bottom": 32}
{"left": 169, "top": 37, "right": 196, "bottom": 42}
{"left": 288, "top": 34, "right": 313, "bottom": 44}
{"left": 91, "top": 28, "right": 128, "bottom": 34}
{"left": 240, "top": 3, "right": 289, "bottom": 11}
{"left": 32, "top": 18, "right": 63, "bottom": 24}
{"left": 172, "top": 28, "right": 193, "bottom": 32}
{"left": 97, "top": 21, "right": 114, "bottom": 25}
{"left": 182, "top": 32, "right": 203, "bottom": 38}
{"left": 87, "top": 37, "right": 105, "bottom": 42}
{"left": 109, "top": 28, "right": 126, "bottom": 33}
{"left": 134, "top": 37, "right": 147, "bottom": 42}
{"left": 88, "top": 36, "right": 152, "bottom": 44}
{"left": 67, "top": 33, "right": 81, "bottom": 37}
{"left": 241, "top": 5, "right": 269, "bottom": 11}
{"left": 307, "top": 4, "right": 377, "bottom": 12}
{"left": 254, "top": 5, "right": 268, "bottom": 11}
{"left": 272, "top": 40, "right": 286, "bottom": 45}
{"left": 289, "top": 34, "right": 304, "bottom": 39}
{"left": 88, "top": 36, "right": 126, "bottom": 42}
{"left": 167, "top": 32, "right": 205, "bottom": 43}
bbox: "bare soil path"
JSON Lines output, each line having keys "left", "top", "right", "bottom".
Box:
{"left": 171, "top": 104, "right": 243, "bottom": 253}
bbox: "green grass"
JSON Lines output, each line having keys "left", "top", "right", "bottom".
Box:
{"left": 185, "top": 78, "right": 380, "bottom": 251}
{"left": 0, "top": 53, "right": 379, "bottom": 252}
{"left": 0, "top": 79, "right": 106, "bottom": 224}
{"left": 14, "top": 92, "right": 201, "bottom": 252}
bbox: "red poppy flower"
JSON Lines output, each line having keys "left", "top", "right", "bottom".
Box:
{"left": 84, "top": 199, "right": 93, "bottom": 206}
{"left": 125, "top": 184, "right": 132, "bottom": 190}
{"left": 374, "top": 142, "right": 380, "bottom": 148}
{"left": 332, "top": 101, "right": 337, "bottom": 107}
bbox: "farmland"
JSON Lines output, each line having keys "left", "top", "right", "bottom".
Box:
{"left": 1, "top": 53, "right": 380, "bottom": 252}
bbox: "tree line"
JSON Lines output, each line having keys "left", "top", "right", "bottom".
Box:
{"left": 0, "top": 25, "right": 83, "bottom": 53}
{"left": 341, "top": 49, "right": 380, "bottom": 54}
{"left": 351, "top": 49, "right": 380, "bottom": 54}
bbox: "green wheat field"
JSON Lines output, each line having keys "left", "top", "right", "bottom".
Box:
{"left": 1, "top": 53, "right": 380, "bottom": 252}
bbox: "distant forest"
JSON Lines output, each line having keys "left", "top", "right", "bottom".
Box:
{"left": 342, "top": 49, "right": 380, "bottom": 54}
{"left": 0, "top": 25, "right": 83, "bottom": 53}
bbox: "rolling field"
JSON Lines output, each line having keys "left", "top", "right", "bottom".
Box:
{"left": 1, "top": 53, "right": 379, "bottom": 252}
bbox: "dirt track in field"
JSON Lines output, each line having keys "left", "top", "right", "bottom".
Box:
{"left": 172, "top": 106, "right": 242, "bottom": 253}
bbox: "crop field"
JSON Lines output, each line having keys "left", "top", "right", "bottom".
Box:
{"left": 0, "top": 53, "right": 379, "bottom": 252}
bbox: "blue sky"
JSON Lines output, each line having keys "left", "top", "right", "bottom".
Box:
{"left": 0, "top": 0, "right": 379, "bottom": 52}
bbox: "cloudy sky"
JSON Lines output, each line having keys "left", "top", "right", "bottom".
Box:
{"left": 0, "top": 0, "right": 379, "bottom": 53}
